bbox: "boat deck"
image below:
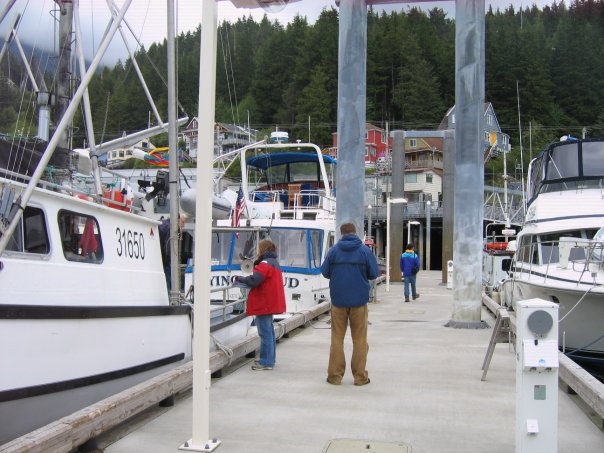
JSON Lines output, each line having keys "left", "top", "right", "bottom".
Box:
{"left": 104, "top": 271, "right": 604, "bottom": 453}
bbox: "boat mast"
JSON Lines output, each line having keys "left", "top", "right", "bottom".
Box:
{"left": 56, "top": 0, "right": 73, "bottom": 150}
{"left": 167, "top": 0, "right": 180, "bottom": 304}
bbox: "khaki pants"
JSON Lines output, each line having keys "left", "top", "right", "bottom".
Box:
{"left": 328, "top": 304, "right": 369, "bottom": 385}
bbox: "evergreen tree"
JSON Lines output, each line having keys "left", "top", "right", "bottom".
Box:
{"left": 294, "top": 66, "right": 332, "bottom": 147}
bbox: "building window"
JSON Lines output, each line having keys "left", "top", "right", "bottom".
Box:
{"left": 484, "top": 131, "right": 489, "bottom": 142}
{"left": 405, "top": 173, "right": 417, "bottom": 183}
{"left": 409, "top": 139, "right": 417, "bottom": 148}
{"left": 486, "top": 114, "right": 493, "bottom": 126}
{"left": 451, "top": 114, "right": 455, "bottom": 124}
{"left": 381, "top": 131, "right": 387, "bottom": 144}
{"left": 426, "top": 173, "right": 433, "bottom": 184}
{"left": 365, "top": 146, "right": 369, "bottom": 157}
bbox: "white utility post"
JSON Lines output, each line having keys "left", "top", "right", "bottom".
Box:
{"left": 426, "top": 200, "right": 431, "bottom": 270}
{"left": 386, "top": 197, "right": 406, "bottom": 292}
{"left": 180, "top": 0, "right": 220, "bottom": 451}
{"left": 516, "top": 299, "right": 559, "bottom": 453}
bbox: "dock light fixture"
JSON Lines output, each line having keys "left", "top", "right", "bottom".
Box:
{"left": 407, "top": 220, "right": 420, "bottom": 244}
{"left": 386, "top": 197, "right": 407, "bottom": 292}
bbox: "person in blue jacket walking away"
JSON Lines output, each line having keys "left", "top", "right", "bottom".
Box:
{"left": 400, "top": 243, "right": 420, "bottom": 302}
{"left": 321, "top": 222, "right": 379, "bottom": 386}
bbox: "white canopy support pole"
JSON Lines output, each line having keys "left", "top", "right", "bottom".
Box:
{"left": 73, "top": 0, "right": 102, "bottom": 195}
{"left": 0, "top": 0, "right": 133, "bottom": 255}
{"left": 180, "top": 0, "right": 220, "bottom": 451}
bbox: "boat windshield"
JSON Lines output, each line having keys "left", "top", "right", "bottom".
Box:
{"left": 529, "top": 140, "right": 604, "bottom": 201}
{"left": 211, "top": 227, "right": 324, "bottom": 274}
{"left": 246, "top": 151, "right": 336, "bottom": 192}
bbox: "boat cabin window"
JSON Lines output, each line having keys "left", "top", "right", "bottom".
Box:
{"left": 58, "top": 211, "right": 104, "bottom": 263}
{"left": 289, "top": 162, "right": 320, "bottom": 182}
{"left": 270, "top": 228, "right": 323, "bottom": 270}
{"left": 516, "top": 235, "right": 538, "bottom": 265}
{"left": 5, "top": 207, "right": 50, "bottom": 254}
{"left": 210, "top": 228, "right": 323, "bottom": 272}
{"left": 582, "top": 141, "right": 604, "bottom": 177}
{"left": 546, "top": 144, "right": 578, "bottom": 180}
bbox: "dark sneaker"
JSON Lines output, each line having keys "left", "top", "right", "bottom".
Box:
{"left": 252, "top": 364, "right": 273, "bottom": 370}
{"left": 413, "top": 294, "right": 420, "bottom": 300}
{"left": 404, "top": 297, "right": 410, "bottom": 302}
{"left": 354, "top": 378, "right": 371, "bottom": 386}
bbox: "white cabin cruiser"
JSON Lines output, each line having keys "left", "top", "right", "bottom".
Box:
{"left": 499, "top": 137, "right": 604, "bottom": 364}
{"left": 183, "top": 141, "right": 336, "bottom": 317}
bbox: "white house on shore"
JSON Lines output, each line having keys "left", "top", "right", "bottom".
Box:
{"left": 180, "top": 118, "right": 257, "bottom": 159}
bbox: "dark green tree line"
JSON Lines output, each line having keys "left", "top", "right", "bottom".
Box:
{"left": 4, "top": 1, "right": 604, "bottom": 161}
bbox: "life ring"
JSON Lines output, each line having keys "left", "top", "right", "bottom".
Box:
{"left": 486, "top": 242, "right": 508, "bottom": 251}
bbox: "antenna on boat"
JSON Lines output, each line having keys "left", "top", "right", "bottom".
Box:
{"left": 516, "top": 80, "right": 527, "bottom": 215}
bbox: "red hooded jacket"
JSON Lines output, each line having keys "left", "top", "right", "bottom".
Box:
{"left": 238, "top": 252, "right": 286, "bottom": 316}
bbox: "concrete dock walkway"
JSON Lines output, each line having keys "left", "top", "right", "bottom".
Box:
{"left": 105, "top": 271, "right": 604, "bottom": 453}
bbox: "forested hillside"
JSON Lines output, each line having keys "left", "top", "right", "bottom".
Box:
{"left": 2, "top": 1, "right": 604, "bottom": 174}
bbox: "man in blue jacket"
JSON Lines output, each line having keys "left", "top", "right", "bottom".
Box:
{"left": 321, "top": 222, "right": 379, "bottom": 386}
{"left": 400, "top": 243, "right": 420, "bottom": 302}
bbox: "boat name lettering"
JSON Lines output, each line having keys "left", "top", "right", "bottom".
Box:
{"left": 208, "top": 275, "right": 299, "bottom": 288}
{"left": 115, "top": 227, "right": 146, "bottom": 260}
{"left": 284, "top": 277, "right": 299, "bottom": 288}
{"left": 210, "top": 276, "right": 235, "bottom": 287}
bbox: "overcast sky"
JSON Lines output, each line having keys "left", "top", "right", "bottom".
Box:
{"left": 1, "top": 1, "right": 556, "bottom": 65}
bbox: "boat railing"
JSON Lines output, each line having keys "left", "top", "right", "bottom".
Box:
{"left": 1, "top": 168, "right": 144, "bottom": 215}
{"left": 250, "top": 189, "right": 284, "bottom": 204}
{"left": 249, "top": 187, "right": 336, "bottom": 219}
{"left": 290, "top": 190, "right": 335, "bottom": 218}
{"left": 209, "top": 283, "right": 247, "bottom": 323}
{"left": 514, "top": 238, "right": 604, "bottom": 284}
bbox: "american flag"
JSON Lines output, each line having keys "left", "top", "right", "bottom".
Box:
{"left": 231, "top": 185, "right": 246, "bottom": 229}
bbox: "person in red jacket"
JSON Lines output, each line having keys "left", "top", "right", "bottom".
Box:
{"left": 235, "top": 239, "right": 286, "bottom": 370}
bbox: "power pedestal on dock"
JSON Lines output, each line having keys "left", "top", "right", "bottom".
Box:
{"left": 515, "top": 299, "right": 559, "bottom": 453}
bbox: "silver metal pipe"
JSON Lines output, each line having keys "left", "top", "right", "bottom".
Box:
{"left": 167, "top": 0, "right": 180, "bottom": 305}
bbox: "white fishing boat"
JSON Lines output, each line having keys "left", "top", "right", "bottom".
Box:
{"left": 0, "top": 1, "right": 193, "bottom": 443}
{"left": 181, "top": 134, "right": 336, "bottom": 317}
{"left": 499, "top": 136, "right": 604, "bottom": 364}
{"left": 0, "top": 175, "right": 192, "bottom": 444}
